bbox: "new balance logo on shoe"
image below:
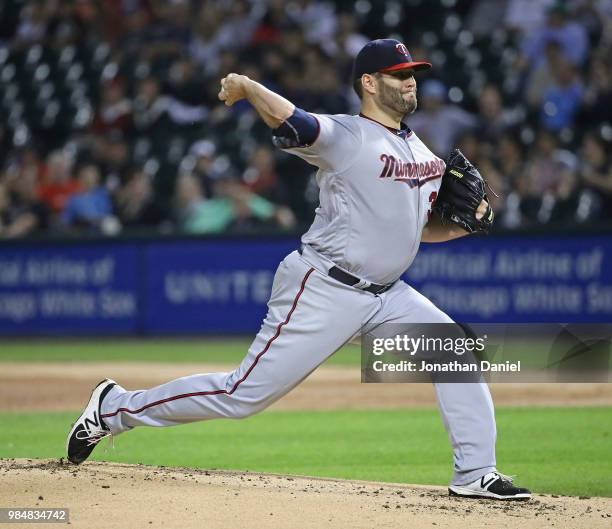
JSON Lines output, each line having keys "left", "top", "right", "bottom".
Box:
{"left": 481, "top": 475, "right": 497, "bottom": 489}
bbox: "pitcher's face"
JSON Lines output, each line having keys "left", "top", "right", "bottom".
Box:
{"left": 376, "top": 69, "right": 417, "bottom": 116}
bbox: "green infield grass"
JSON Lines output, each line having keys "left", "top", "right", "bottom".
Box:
{"left": 0, "top": 339, "right": 360, "bottom": 365}
{"left": 0, "top": 339, "right": 572, "bottom": 369}
{"left": 1, "top": 407, "right": 610, "bottom": 497}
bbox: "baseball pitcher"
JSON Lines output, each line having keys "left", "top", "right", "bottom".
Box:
{"left": 66, "top": 39, "right": 530, "bottom": 500}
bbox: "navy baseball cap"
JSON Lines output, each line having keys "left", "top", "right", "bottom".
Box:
{"left": 353, "top": 39, "right": 431, "bottom": 82}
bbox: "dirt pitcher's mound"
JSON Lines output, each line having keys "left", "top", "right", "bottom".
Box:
{"left": 2, "top": 459, "right": 610, "bottom": 529}
{"left": 2, "top": 362, "right": 612, "bottom": 412}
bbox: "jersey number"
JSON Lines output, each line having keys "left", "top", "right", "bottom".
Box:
{"left": 427, "top": 191, "right": 438, "bottom": 221}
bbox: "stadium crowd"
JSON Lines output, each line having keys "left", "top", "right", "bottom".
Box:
{"left": 0, "top": 0, "right": 610, "bottom": 238}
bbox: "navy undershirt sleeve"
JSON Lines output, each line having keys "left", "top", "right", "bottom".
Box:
{"left": 271, "top": 108, "right": 319, "bottom": 149}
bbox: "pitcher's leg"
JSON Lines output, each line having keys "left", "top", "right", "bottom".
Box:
{"left": 434, "top": 382, "right": 496, "bottom": 485}
{"left": 101, "top": 252, "right": 377, "bottom": 434}
{"left": 373, "top": 281, "right": 497, "bottom": 485}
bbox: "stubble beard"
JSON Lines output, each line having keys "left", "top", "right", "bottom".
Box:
{"left": 377, "top": 80, "right": 417, "bottom": 118}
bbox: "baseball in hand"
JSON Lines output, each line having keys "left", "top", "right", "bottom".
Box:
{"left": 475, "top": 199, "right": 488, "bottom": 220}
{"left": 218, "top": 73, "right": 248, "bottom": 107}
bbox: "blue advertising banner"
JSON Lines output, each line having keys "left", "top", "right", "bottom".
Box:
{"left": 0, "top": 234, "right": 610, "bottom": 335}
{"left": 0, "top": 244, "right": 139, "bottom": 334}
{"left": 144, "top": 239, "right": 297, "bottom": 333}
{"left": 406, "top": 235, "right": 612, "bottom": 323}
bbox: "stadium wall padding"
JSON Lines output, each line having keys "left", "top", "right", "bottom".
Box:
{"left": 0, "top": 235, "right": 611, "bottom": 335}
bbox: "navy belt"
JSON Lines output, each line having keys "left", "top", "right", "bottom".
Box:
{"left": 299, "top": 246, "right": 395, "bottom": 295}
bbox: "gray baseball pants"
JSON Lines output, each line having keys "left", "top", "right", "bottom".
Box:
{"left": 101, "top": 247, "right": 496, "bottom": 485}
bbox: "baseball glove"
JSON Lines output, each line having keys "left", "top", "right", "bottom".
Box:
{"left": 433, "top": 148, "right": 495, "bottom": 234}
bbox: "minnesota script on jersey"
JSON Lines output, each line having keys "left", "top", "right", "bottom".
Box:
{"left": 283, "top": 113, "right": 445, "bottom": 285}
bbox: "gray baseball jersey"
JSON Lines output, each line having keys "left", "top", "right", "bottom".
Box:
{"left": 287, "top": 113, "right": 445, "bottom": 285}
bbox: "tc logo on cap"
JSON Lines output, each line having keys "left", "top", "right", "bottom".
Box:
{"left": 395, "top": 43, "right": 409, "bottom": 56}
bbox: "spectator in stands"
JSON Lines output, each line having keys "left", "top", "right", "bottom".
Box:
{"left": 241, "top": 145, "right": 289, "bottom": 205}
{"left": 520, "top": 131, "right": 578, "bottom": 223}
{"left": 581, "top": 51, "right": 612, "bottom": 125}
{"left": 0, "top": 125, "right": 10, "bottom": 170}
{"left": 495, "top": 134, "right": 527, "bottom": 191}
{"left": 455, "top": 133, "right": 481, "bottom": 162}
{"left": 573, "top": 0, "right": 608, "bottom": 45}
{"left": 476, "top": 84, "right": 518, "bottom": 141}
{"left": 504, "top": 0, "right": 556, "bottom": 36}
{"left": 132, "top": 75, "right": 208, "bottom": 133}
{"left": 334, "top": 12, "right": 369, "bottom": 59}
{"left": 219, "top": 178, "right": 295, "bottom": 231}
{"left": 210, "top": 0, "right": 259, "bottom": 52}
{"left": 407, "top": 80, "right": 478, "bottom": 156}
{"left": 0, "top": 165, "right": 49, "bottom": 238}
{"left": 188, "top": 2, "right": 223, "bottom": 75}
{"left": 519, "top": 3, "right": 589, "bottom": 69}
{"left": 132, "top": 77, "right": 166, "bottom": 134}
{"left": 174, "top": 173, "right": 295, "bottom": 235}
{"left": 70, "top": 0, "right": 103, "bottom": 42}
{"left": 188, "top": 139, "right": 226, "bottom": 199}
{"left": 524, "top": 131, "right": 577, "bottom": 197}
{"left": 259, "top": 48, "right": 286, "bottom": 88}
{"left": 467, "top": 0, "right": 511, "bottom": 39}
{"left": 62, "top": 163, "right": 114, "bottom": 232}
{"left": 0, "top": 183, "right": 10, "bottom": 235}
{"left": 11, "top": 147, "right": 43, "bottom": 183}
{"left": 526, "top": 40, "right": 564, "bottom": 108}
{"left": 540, "top": 57, "right": 584, "bottom": 131}
{"left": 166, "top": 57, "right": 208, "bottom": 106}
{"left": 92, "top": 78, "right": 133, "bottom": 135}
{"left": 579, "top": 132, "right": 612, "bottom": 220}
{"left": 251, "top": 0, "right": 286, "bottom": 45}
{"left": 115, "top": 166, "right": 166, "bottom": 230}
{"left": 37, "top": 149, "right": 80, "bottom": 217}
{"left": 116, "top": 3, "right": 150, "bottom": 60}
{"left": 303, "top": 61, "right": 348, "bottom": 114}
{"left": 489, "top": 133, "right": 528, "bottom": 228}
{"left": 288, "top": 0, "right": 337, "bottom": 48}
{"left": 92, "top": 133, "right": 130, "bottom": 192}
{"left": 277, "top": 63, "right": 308, "bottom": 110}
{"left": 278, "top": 29, "right": 307, "bottom": 65}
{"left": 140, "top": 0, "right": 190, "bottom": 62}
